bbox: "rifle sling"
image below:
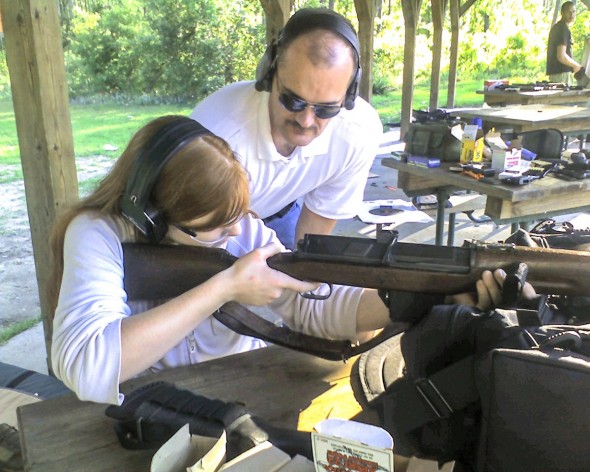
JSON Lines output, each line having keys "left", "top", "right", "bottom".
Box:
{"left": 214, "top": 301, "right": 408, "bottom": 361}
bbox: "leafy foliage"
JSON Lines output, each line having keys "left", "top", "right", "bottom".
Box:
{"left": 571, "top": 10, "right": 590, "bottom": 61}
{"left": 0, "top": 43, "right": 10, "bottom": 99}
{"left": 65, "top": 0, "right": 145, "bottom": 97}
{"left": 64, "top": 0, "right": 265, "bottom": 102}
{"left": 0, "top": 0, "right": 588, "bottom": 105}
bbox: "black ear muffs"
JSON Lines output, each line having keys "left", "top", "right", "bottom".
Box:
{"left": 119, "top": 117, "right": 212, "bottom": 243}
{"left": 254, "top": 8, "right": 361, "bottom": 110}
{"left": 254, "top": 40, "right": 278, "bottom": 93}
{"left": 344, "top": 66, "right": 362, "bottom": 110}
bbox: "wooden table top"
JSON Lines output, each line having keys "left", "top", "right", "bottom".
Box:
{"left": 449, "top": 104, "right": 590, "bottom": 133}
{"left": 476, "top": 88, "right": 590, "bottom": 106}
{"left": 382, "top": 158, "right": 590, "bottom": 222}
{"left": 17, "top": 346, "right": 377, "bottom": 472}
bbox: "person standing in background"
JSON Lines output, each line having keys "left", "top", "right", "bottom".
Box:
{"left": 546, "top": 1, "right": 583, "bottom": 85}
{"left": 190, "top": 8, "right": 383, "bottom": 250}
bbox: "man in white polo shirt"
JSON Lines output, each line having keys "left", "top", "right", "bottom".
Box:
{"left": 190, "top": 7, "right": 382, "bottom": 249}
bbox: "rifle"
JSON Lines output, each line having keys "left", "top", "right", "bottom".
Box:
{"left": 122, "top": 232, "right": 590, "bottom": 360}
{"left": 124, "top": 233, "right": 589, "bottom": 299}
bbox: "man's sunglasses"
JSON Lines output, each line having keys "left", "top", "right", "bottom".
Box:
{"left": 276, "top": 75, "right": 343, "bottom": 119}
{"left": 278, "top": 92, "right": 343, "bottom": 119}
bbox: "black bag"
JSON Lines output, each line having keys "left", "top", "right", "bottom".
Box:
{"left": 368, "top": 303, "right": 590, "bottom": 472}
{"left": 503, "top": 128, "right": 564, "bottom": 161}
{"left": 404, "top": 109, "right": 462, "bottom": 162}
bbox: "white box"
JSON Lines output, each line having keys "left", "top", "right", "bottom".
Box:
{"left": 311, "top": 419, "right": 394, "bottom": 472}
{"left": 151, "top": 425, "right": 317, "bottom": 472}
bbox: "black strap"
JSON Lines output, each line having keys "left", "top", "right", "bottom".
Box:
{"left": 262, "top": 201, "right": 296, "bottom": 223}
{"left": 381, "top": 356, "right": 478, "bottom": 434}
{"left": 214, "top": 301, "right": 409, "bottom": 361}
{"left": 5, "top": 369, "right": 36, "bottom": 389}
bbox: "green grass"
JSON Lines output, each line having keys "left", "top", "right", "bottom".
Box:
{"left": 0, "top": 101, "right": 20, "bottom": 166}
{"left": 70, "top": 103, "right": 193, "bottom": 158}
{"left": 0, "top": 101, "right": 192, "bottom": 167}
{"left": 371, "top": 78, "right": 485, "bottom": 124}
{"left": 0, "top": 81, "right": 487, "bottom": 174}
{"left": 0, "top": 316, "right": 41, "bottom": 346}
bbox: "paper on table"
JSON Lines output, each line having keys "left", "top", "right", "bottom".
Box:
{"left": 357, "top": 199, "right": 433, "bottom": 225}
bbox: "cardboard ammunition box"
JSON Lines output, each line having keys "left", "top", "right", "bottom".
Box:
{"left": 487, "top": 131, "right": 522, "bottom": 171}
{"left": 407, "top": 155, "right": 441, "bottom": 168}
{"left": 460, "top": 124, "right": 484, "bottom": 164}
{"left": 312, "top": 419, "right": 394, "bottom": 472}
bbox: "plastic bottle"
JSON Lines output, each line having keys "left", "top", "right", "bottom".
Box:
{"left": 470, "top": 118, "right": 485, "bottom": 162}
{"left": 520, "top": 148, "right": 537, "bottom": 161}
{"left": 472, "top": 118, "right": 484, "bottom": 139}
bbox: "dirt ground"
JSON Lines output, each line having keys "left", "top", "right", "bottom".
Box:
{"left": 0, "top": 156, "right": 114, "bottom": 330}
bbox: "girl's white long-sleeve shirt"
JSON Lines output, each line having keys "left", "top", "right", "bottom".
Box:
{"left": 51, "top": 212, "right": 362, "bottom": 404}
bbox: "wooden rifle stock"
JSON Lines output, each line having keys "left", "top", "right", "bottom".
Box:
{"left": 122, "top": 235, "right": 590, "bottom": 301}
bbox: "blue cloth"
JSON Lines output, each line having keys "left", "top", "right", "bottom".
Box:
{"left": 263, "top": 202, "right": 301, "bottom": 250}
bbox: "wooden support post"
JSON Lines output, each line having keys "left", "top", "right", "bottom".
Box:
{"left": 429, "top": 0, "right": 447, "bottom": 111}
{"left": 259, "top": 0, "right": 293, "bottom": 44}
{"left": 447, "top": 0, "right": 460, "bottom": 108}
{"left": 354, "top": 0, "right": 378, "bottom": 102}
{"left": 1, "top": 0, "right": 78, "bottom": 371}
{"left": 400, "top": 0, "right": 423, "bottom": 139}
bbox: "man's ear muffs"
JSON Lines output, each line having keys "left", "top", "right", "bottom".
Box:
{"left": 254, "top": 8, "right": 361, "bottom": 110}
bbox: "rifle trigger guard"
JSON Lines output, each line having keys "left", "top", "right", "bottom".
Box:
{"left": 299, "top": 283, "right": 333, "bottom": 300}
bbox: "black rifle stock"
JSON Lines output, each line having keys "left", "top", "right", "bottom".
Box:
{"left": 123, "top": 234, "right": 590, "bottom": 301}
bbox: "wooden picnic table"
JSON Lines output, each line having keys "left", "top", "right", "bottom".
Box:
{"left": 477, "top": 88, "right": 590, "bottom": 107}
{"left": 449, "top": 104, "right": 590, "bottom": 134}
{"left": 17, "top": 345, "right": 398, "bottom": 472}
{"left": 382, "top": 158, "right": 590, "bottom": 245}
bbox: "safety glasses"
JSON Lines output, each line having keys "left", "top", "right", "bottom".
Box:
{"left": 172, "top": 224, "right": 232, "bottom": 247}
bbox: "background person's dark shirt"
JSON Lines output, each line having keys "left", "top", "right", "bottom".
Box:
{"left": 547, "top": 19, "right": 574, "bottom": 75}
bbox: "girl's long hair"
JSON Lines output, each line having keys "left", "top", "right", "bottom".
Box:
{"left": 47, "top": 115, "right": 250, "bottom": 318}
